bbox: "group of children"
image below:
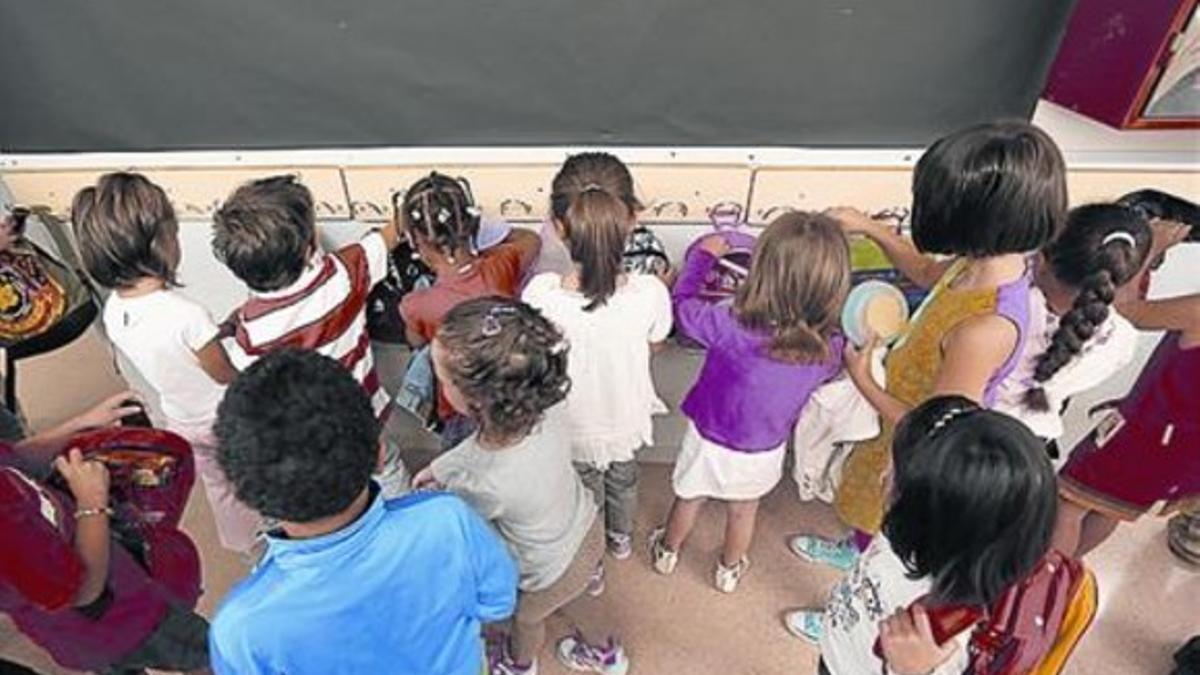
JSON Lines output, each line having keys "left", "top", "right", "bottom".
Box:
{"left": 0, "top": 119, "right": 1197, "bottom": 675}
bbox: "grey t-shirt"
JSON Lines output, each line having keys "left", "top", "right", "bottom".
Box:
{"left": 430, "top": 407, "right": 597, "bottom": 591}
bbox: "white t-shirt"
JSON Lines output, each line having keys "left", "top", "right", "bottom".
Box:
{"left": 820, "top": 535, "right": 970, "bottom": 675}
{"left": 103, "top": 289, "right": 225, "bottom": 426}
{"left": 994, "top": 287, "right": 1139, "bottom": 440}
{"left": 522, "top": 272, "right": 673, "bottom": 468}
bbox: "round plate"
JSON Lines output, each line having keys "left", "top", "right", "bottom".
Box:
{"left": 842, "top": 280, "right": 909, "bottom": 347}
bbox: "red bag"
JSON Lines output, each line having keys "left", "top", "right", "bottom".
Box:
{"left": 967, "top": 551, "right": 1090, "bottom": 675}
{"left": 875, "top": 551, "right": 1093, "bottom": 675}
{"left": 51, "top": 427, "right": 202, "bottom": 608}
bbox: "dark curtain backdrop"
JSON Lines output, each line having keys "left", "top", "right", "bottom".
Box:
{"left": 0, "top": 0, "right": 1077, "bottom": 151}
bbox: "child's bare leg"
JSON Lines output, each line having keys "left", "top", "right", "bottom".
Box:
{"left": 1051, "top": 497, "right": 1087, "bottom": 556}
{"left": 721, "top": 499, "right": 760, "bottom": 565}
{"left": 511, "top": 616, "right": 547, "bottom": 666}
{"left": 1076, "top": 510, "right": 1120, "bottom": 557}
{"left": 664, "top": 496, "right": 705, "bottom": 551}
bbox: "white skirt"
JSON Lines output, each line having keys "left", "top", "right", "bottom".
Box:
{"left": 672, "top": 422, "right": 786, "bottom": 500}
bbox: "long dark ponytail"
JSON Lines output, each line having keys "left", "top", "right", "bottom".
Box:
{"left": 1023, "top": 204, "right": 1151, "bottom": 411}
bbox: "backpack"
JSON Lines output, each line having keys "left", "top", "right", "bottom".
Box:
{"left": 878, "top": 551, "right": 1096, "bottom": 675}
{"left": 364, "top": 240, "right": 434, "bottom": 344}
{"left": 675, "top": 203, "right": 756, "bottom": 348}
{"left": 0, "top": 207, "right": 100, "bottom": 410}
{"left": 48, "top": 426, "right": 202, "bottom": 608}
{"left": 623, "top": 225, "right": 671, "bottom": 277}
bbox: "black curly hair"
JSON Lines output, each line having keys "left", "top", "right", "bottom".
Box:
{"left": 214, "top": 349, "right": 380, "bottom": 523}
{"left": 400, "top": 173, "right": 480, "bottom": 265}
{"left": 434, "top": 296, "right": 571, "bottom": 443}
{"left": 1023, "top": 204, "right": 1151, "bottom": 411}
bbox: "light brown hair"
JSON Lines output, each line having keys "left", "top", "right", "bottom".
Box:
{"left": 559, "top": 185, "right": 628, "bottom": 311}
{"left": 734, "top": 211, "right": 851, "bottom": 363}
{"left": 71, "top": 172, "right": 180, "bottom": 289}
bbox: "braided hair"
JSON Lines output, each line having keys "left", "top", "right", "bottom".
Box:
{"left": 400, "top": 173, "right": 480, "bottom": 264}
{"left": 435, "top": 296, "right": 571, "bottom": 443}
{"left": 1023, "top": 204, "right": 1152, "bottom": 411}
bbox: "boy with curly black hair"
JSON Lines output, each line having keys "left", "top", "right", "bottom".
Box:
{"left": 210, "top": 349, "right": 517, "bottom": 675}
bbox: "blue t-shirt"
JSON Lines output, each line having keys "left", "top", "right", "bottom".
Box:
{"left": 210, "top": 489, "right": 517, "bottom": 675}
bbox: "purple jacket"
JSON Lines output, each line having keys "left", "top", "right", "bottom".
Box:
{"left": 675, "top": 250, "right": 844, "bottom": 452}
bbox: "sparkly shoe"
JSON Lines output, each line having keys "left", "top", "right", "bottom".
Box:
{"left": 486, "top": 633, "right": 537, "bottom": 675}
{"left": 788, "top": 534, "right": 859, "bottom": 572}
{"left": 606, "top": 530, "right": 633, "bottom": 560}
{"left": 555, "top": 632, "right": 630, "bottom": 675}
{"left": 783, "top": 609, "right": 824, "bottom": 645}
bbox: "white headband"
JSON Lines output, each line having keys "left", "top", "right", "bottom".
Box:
{"left": 1101, "top": 231, "right": 1137, "bottom": 248}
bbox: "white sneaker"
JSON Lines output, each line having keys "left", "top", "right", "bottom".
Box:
{"left": 648, "top": 527, "right": 678, "bottom": 575}
{"left": 714, "top": 556, "right": 750, "bottom": 593}
{"left": 555, "top": 633, "right": 630, "bottom": 675}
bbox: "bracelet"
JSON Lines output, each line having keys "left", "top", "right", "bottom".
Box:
{"left": 74, "top": 507, "right": 114, "bottom": 520}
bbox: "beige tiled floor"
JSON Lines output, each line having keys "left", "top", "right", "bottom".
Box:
{"left": 2, "top": 342, "right": 1197, "bottom": 674}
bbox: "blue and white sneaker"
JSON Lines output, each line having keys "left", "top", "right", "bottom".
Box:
{"left": 783, "top": 609, "right": 825, "bottom": 644}
{"left": 788, "top": 534, "right": 859, "bottom": 572}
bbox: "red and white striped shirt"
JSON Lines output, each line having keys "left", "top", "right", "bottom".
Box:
{"left": 226, "top": 232, "right": 391, "bottom": 418}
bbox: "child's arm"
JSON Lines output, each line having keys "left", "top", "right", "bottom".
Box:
{"left": 196, "top": 338, "right": 240, "bottom": 385}
{"left": 846, "top": 315, "right": 1018, "bottom": 426}
{"left": 457, "top": 499, "right": 518, "bottom": 622}
{"left": 827, "top": 207, "right": 951, "bottom": 290}
{"left": 672, "top": 237, "right": 733, "bottom": 348}
{"left": 505, "top": 227, "right": 542, "bottom": 275}
{"left": 879, "top": 605, "right": 962, "bottom": 675}
{"left": 1118, "top": 293, "right": 1200, "bottom": 335}
{"left": 8, "top": 392, "right": 141, "bottom": 477}
{"left": 53, "top": 449, "right": 112, "bottom": 607}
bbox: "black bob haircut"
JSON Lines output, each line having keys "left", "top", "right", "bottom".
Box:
{"left": 215, "top": 349, "right": 379, "bottom": 523}
{"left": 212, "top": 175, "right": 316, "bottom": 292}
{"left": 884, "top": 395, "right": 1057, "bottom": 607}
{"left": 912, "top": 120, "right": 1067, "bottom": 257}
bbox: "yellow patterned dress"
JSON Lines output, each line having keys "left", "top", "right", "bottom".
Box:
{"left": 834, "top": 258, "right": 1031, "bottom": 533}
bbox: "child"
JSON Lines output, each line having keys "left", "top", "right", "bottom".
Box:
{"left": 72, "top": 172, "right": 262, "bottom": 554}
{"left": 1053, "top": 216, "right": 1200, "bottom": 557}
{"left": 649, "top": 211, "right": 850, "bottom": 593}
{"left": 0, "top": 392, "right": 210, "bottom": 674}
{"left": 413, "top": 297, "right": 629, "bottom": 675}
{"left": 396, "top": 173, "right": 541, "bottom": 445}
{"left": 523, "top": 176, "right": 672, "bottom": 561}
{"left": 212, "top": 175, "right": 409, "bottom": 494}
{"left": 993, "top": 203, "right": 1152, "bottom": 446}
{"left": 527, "top": 152, "right": 671, "bottom": 285}
{"left": 801, "top": 396, "right": 1060, "bottom": 674}
{"left": 793, "top": 121, "right": 1066, "bottom": 570}
{"left": 209, "top": 349, "right": 518, "bottom": 675}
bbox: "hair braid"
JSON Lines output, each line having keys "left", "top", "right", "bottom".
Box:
{"left": 1022, "top": 203, "right": 1151, "bottom": 411}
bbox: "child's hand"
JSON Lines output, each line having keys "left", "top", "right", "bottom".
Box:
{"left": 71, "top": 391, "right": 145, "bottom": 433}
{"left": 698, "top": 235, "right": 731, "bottom": 258}
{"left": 844, "top": 333, "right": 880, "bottom": 388}
{"left": 1147, "top": 218, "right": 1192, "bottom": 270}
{"left": 54, "top": 448, "right": 110, "bottom": 510}
{"left": 412, "top": 466, "right": 443, "bottom": 491}
{"left": 879, "top": 605, "right": 959, "bottom": 675}
{"left": 825, "top": 206, "right": 881, "bottom": 236}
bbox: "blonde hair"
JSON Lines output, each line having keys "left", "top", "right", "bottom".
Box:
{"left": 734, "top": 211, "right": 851, "bottom": 363}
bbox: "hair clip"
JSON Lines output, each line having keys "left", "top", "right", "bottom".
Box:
{"left": 480, "top": 305, "right": 518, "bottom": 337}
{"left": 929, "top": 407, "right": 972, "bottom": 437}
{"left": 409, "top": 208, "right": 424, "bottom": 222}
{"left": 466, "top": 205, "right": 482, "bottom": 218}
{"left": 1101, "top": 231, "right": 1137, "bottom": 248}
{"left": 581, "top": 183, "right": 606, "bottom": 194}
{"left": 436, "top": 208, "right": 452, "bottom": 225}
{"left": 550, "top": 338, "right": 569, "bottom": 356}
